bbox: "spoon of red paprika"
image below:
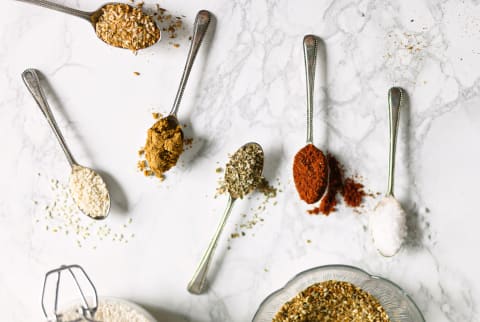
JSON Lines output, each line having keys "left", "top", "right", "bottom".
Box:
{"left": 293, "top": 35, "right": 329, "bottom": 204}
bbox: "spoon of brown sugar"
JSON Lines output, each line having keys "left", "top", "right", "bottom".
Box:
{"left": 293, "top": 35, "right": 329, "bottom": 204}
{"left": 15, "top": 0, "right": 160, "bottom": 50}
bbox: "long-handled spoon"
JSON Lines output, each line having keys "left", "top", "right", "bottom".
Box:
{"left": 22, "top": 69, "right": 111, "bottom": 220}
{"left": 161, "top": 10, "right": 211, "bottom": 137}
{"left": 188, "top": 143, "right": 264, "bottom": 294}
{"left": 145, "top": 10, "right": 211, "bottom": 174}
{"left": 370, "top": 87, "right": 407, "bottom": 257}
{"left": 15, "top": 0, "right": 160, "bottom": 49}
{"left": 293, "top": 35, "right": 329, "bottom": 204}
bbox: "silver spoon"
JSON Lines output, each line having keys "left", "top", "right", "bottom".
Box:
{"left": 370, "top": 87, "right": 407, "bottom": 257}
{"left": 15, "top": 0, "right": 159, "bottom": 49}
{"left": 188, "top": 142, "right": 264, "bottom": 294}
{"left": 161, "top": 10, "right": 211, "bottom": 136}
{"left": 293, "top": 35, "right": 329, "bottom": 204}
{"left": 22, "top": 69, "right": 111, "bottom": 220}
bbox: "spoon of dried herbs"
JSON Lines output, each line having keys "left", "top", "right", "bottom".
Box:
{"left": 144, "top": 10, "right": 211, "bottom": 179}
{"left": 293, "top": 35, "right": 329, "bottom": 204}
{"left": 15, "top": 0, "right": 160, "bottom": 51}
{"left": 188, "top": 143, "right": 264, "bottom": 294}
{"left": 22, "top": 69, "right": 111, "bottom": 220}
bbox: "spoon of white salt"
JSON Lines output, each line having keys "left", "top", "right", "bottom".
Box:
{"left": 370, "top": 87, "right": 407, "bottom": 257}
{"left": 22, "top": 69, "right": 110, "bottom": 220}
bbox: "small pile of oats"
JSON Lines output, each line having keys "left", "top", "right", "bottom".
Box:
{"left": 95, "top": 4, "right": 160, "bottom": 51}
{"left": 69, "top": 165, "right": 110, "bottom": 219}
{"left": 273, "top": 280, "right": 391, "bottom": 322}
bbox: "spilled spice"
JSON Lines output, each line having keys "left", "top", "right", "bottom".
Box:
{"left": 34, "top": 178, "right": 135, "bottom": 249}
{"left": 307, "top": 154, "right": 370, "bottom": 216}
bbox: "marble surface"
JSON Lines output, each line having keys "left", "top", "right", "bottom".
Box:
{"left": 1, "top": 0, "right": 479, "bottom": 321}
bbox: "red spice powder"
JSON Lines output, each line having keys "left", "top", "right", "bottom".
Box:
{"left": 293, "top": 144, "right": 328, "bottom": 204}
{"left": 343, "top": 177, "right": 366, "bottom": 208}
{"left": 308, "top": 154, "right": 343, "bottom": 215}
{"left": 308, "top": 154, "right": 369, "bottom": 215}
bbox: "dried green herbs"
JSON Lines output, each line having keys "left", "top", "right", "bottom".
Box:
{"left": 273, "top": 280, "right": 391, "bottom": 322}
{"left": 224, "top": 143, "right": 264, "bottom": 199}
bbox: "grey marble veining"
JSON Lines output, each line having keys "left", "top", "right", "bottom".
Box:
{"left": 0, "top": 0, "right": 479, "bottom": 321}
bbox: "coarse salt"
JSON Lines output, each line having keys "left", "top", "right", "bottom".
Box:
{"left": 369, "top": 195, "right": 407, "bottom": 257}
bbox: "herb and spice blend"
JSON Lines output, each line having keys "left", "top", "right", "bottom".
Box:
{"left": 272, "top": 280, "right": 391, "bottom": 322}
{"left": 225, "top": 143, "right": 264, "bottom": 199}
{"left": 69, "top": 165, "right": 110, "bottom": 219}
{"left": 293, "top": 144, "right": 328, "bottom": 204}
{"left": 143, "top": 116, "right": 183, "bottom": 179}
{"left": 95, "top": 4, "right": 160, "bottom": 51}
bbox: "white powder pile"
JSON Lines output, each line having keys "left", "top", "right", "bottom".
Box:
{"left": 369, "top": 195, "right": 407, "bottom": 257}
{"left": 61, "top": 299, "right": 153, "bottom": 322}
{"left": 69, "top": 165, "right": 110, "bottom": 219}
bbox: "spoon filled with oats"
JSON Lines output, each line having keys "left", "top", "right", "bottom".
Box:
{"left": 188, "top": 143, "right": 264, "bottom": 294}
{"left": 22, "top": 69, "right": 111, "bottom": 220}
{"left": 15, "top": 0, "right": 160, "bottom": 51}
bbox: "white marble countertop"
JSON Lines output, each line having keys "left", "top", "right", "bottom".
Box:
{"left": 1, "top": 0, "right": 479, "bottom": 321}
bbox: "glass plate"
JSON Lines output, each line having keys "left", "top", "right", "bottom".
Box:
{"left": 252, "top": 264, "right": 425, "bottom": 322}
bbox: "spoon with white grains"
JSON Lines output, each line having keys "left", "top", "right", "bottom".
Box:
{"left": 22, "top": 69, "right": 111, "bottom": 220}
{"left": 15, "top": 0, "right": 160, "bottom": 50}
{"left": 188, "top": 143, "right": 264, "bottom": 294}
{"left": 370, "top": 87, "right": 407, "bottom": 257}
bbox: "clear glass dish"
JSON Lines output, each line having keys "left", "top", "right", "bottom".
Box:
{"left": 252, "top": 264, "right": 425, "bottom": 322}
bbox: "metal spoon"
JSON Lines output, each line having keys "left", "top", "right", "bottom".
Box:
{"left": 15, "top": 0, "right": 159, "bottom": 49}
{"left": 160, "top": 10, "right": 211, "bottom": 137}
{"left": 370, "top": 87, "right": 407, "bottom": 257}
{"left": 293, "top": 35, "right": 329, "bottom": 204}
{"left": 188, "top": 142, "right": 264, "bottom": 294}
{"left": 22, "top": 69, "right": 111, "bottom": 220}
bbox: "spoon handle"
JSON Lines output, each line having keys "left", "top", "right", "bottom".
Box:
{"left": 15, "top": 0, "right": 91, "bottom": 21}
{"left": 188, "top": 195, "right": 235, "bottom": 294}
{"left": 22, "top": 69, "right": 77, "bottom": 167}
{"left": 169, "top": 10, "right": 211, "bottom": 117}
{"left": 303, "top": 35, "right": 318, "bottom": 145}
{"left": 386, "top": 87, "right": 403, "bottom": 196}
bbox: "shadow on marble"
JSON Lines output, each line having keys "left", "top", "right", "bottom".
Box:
{"left": 175, "top": 15, "right": 217, "bottom": 167}
{"left": 179, "top": 116, "right": 210, "bottom": 168}
{"left": 36, "top": 71, "right": 95, "bottom": 163}
{"left": 141, "top": 303, "right": 191, "bottom": 322}
{"left": 315, "top": 36, "right": 330, "bottom": 148}
{"left": 263, "top": 145, "right": 284, "bottom": 183}
{"left": 397, "top": 89, "right": 424, "bottom": 249}
{"left": 96, "top": 169, "right": 129, "bottom": 214}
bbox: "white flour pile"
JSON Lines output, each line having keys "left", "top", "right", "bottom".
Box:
{"left": 69, "top": 165, "right": 110, "bottom": 218}
{"left": 60, "top": 299, "right": 153, "bottom": 322}
{"left": 369, "top": 195, "right": 407, "bottom": 256}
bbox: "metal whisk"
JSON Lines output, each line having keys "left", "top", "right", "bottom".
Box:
{"left": 41, "top": 265, "right": 99, "bottom": 322}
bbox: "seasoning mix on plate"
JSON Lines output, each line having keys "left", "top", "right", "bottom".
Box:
{"left": 272, "top": 280, "right": 390, "bottom": 322}
{"left": 96, "top": 4, "right": 160, "bottom": 51}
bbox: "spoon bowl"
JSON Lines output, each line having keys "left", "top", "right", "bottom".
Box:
{"left": 293, "top": 35, "right": 329, "bottom": 204}
{"left": 22, "top": 69, "right": 111, "bottom": 220}
{"left": 188, "top": 142, "right": 264, "bottom": 294}
{"left": 16, "top": 0, "right": 160, "bottom": 49}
